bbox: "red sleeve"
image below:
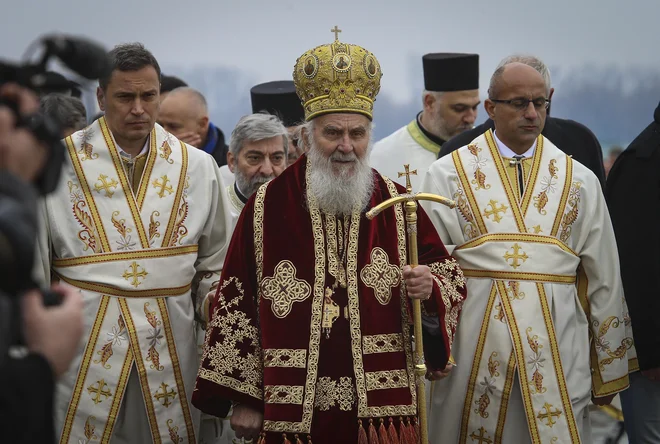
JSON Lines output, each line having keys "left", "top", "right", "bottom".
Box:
{"left": 193, "top": 196, "right": 264, "bottom": 416}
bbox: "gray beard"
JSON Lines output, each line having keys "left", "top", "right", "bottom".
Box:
{"left": 306, "top": 140, "right": 374, "bottom": 216}
{"left": 234, "top": 169, "right": 274, "bottom": 198}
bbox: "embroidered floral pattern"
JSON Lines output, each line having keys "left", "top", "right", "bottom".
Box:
{"left": 362, "top": 333, "right": 404, "bottom": 354}
{"left": 167, "top": 419, "right": 183, "bottom": 443}
{"left": 468, "top": 144, "right": 491, "bottom": 190}
{"left": 526, "top": 327, "right": 547, "bottom": 394}
{"left": 148, "top": 210, "right": 161, "bottom": 246}
{"left": 69, "top": 181, "right": 100, "bottom": 253}
{"left": 592, "top": 317, "right": 635, "bottom": 370}
{"left": 314, "top": 377, "right": 356, "bottom": 411}
{"left": 264, "top": 385, "right": 304, "bottom": 404}
{"left": 263, "top": 349, "right": 307, "bottom": 368}
{"left": 111, "top": 211, "right": 136, "bottom": 251}
{"left": 559, "top": 181, "right": 582, "bottom": 243}
{"left": 144, "top": 302, "right": 164, "bottom": 371}
{"left": 365, "top": 370, "right": 409, "bottom": 391}
{"left": 533, "top": 159, "right": 559, "bottom": 215}
{"left": 453, "top": 183, "right": 479, "bottom": 240}
{"left": 77, "top": 128, "right": 98, "bottom": 161}
{"left": 159, "top": 140, "right": 174, "bottom": 164}
{"left": 475, "top": 351, "right": 500, "bottom": 418}
{"left": 93, "top": 315, "right": 126, "bottom": 369}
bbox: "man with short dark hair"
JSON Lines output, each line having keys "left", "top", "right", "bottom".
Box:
{"left": 34, "top": 42, "right": 231, "bottom": 443}
{"left": 40, "top": 93, "right": 88, "bottom": 137}
{"left": 159, "top": 87, "right": 229, "bottom": 166}
{"left": 160, "top": 74, "right": 188, "bottom": 101}
{"left": 420, "top": 60, "right": 636, "bottom": 443}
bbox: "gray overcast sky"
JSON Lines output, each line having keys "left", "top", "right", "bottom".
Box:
{"left": 2, "top": 0, "right": 659, "bottom": 102}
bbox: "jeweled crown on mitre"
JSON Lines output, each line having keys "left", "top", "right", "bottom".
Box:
{"left": 292, "top": 26, "right": 382, "bottom": 121}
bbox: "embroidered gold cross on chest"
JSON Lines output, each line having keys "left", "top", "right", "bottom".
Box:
{"left": 152, "top": 175, "right": 174, "bottom": 198}
{"left": 94, "top": 174, "right": 119, "bottom": 198}
{"left": 154, "top": 382, "right": 177, "bottom": 407}
{"left": 122, "top": 261, "right": 148, "bottom": 288}
{"left": 360, "top": 247, "right": 401, "bottom": 305}
{"left": 469, "top": 427, "right": 493, "bottom": 444}
{"left": 261, "top": 260, "right": 312, "bottom": 318}
{"left": 483, "top": 199, "right": 508, "bottom": 223}
{"left": 537, "top": 402, "right": 563, "bottom": 427}
{"left": 87, "top": 379, "right": 112, "bottom": 404}
{"left": 503, "top": 243, "right": 529, "bottom": 269}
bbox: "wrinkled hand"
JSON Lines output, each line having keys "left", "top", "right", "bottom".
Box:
{"left": 426, "top": 362, "right": 454, "bottom": 381}
{"left": 591, "top": 393, "right": 616, "bottom": 406}
{"left": 230, "top": 403, "right": 263, "bottom": 441}
{"left": 641, "top": 367, "right": 660, "bottom": 382}
{"left": 22, "top": 284, "right": 84, "bottom": 378}
{"left": 177, "top": 131, "right": 203, "bottom": 148}
{"left": 402, "top": 265, "right": 433, "bottom": 300}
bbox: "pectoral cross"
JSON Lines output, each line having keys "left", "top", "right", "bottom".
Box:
{"left": 469, "top": 427, "right": 493, "bottom": 444}
{"left": 152, "top": 175, "right": 174, "bottom": 198}
{"left": 537, "top": 402, "right": 562, "bottom": 427}
{"left": 94, "top": 174, "right": 119, "bottom": 198}
{"left": 87, "top": 379, "right": 112, "bottom": 404}
{"left": 122, "top": 261, "right": 148, "bottom": 288}
{"left": 331, "top": 25, "right": 342, "bottom": 41}
{"left": 398, "top": 164, "right": 417, "bottom": 192}
{"left": 503, "top": 243, "right": 529, "bottom": 270}
{"left": 322, "top": 287, "right": 340, "bottom": 339}
{"left": 154, "top": 382, "right": 178, "bottom": 407}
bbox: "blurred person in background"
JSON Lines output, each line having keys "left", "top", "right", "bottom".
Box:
{"left": 40, "top": 93, "right": 88, "bottom": 137}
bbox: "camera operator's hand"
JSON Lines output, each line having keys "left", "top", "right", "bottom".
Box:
{"left": 21, "top": 284, "right": 83, "bottom": 378}
{"left": 0, "top": 83, "right": 48, "bottom": 183}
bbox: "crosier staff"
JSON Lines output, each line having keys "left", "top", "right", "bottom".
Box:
{"left": 366, "top": 165, "right": 455, "bottom": 444}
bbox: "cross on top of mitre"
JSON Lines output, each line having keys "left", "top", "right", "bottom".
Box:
{"left": 398, "top": 164, "right": 418, "bottom": 192}
{"left": 331, "top": 25, "right": 342, "bottom": 41}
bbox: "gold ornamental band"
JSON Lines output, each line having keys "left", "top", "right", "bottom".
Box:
{"left": 461, "top": 269, "right": 576, "bottom": 284}
{"left": 53, "top": 245, "right": 199, "bottom": 267}
{"left": 56, "top": 274, "right": 192, "bottom": 298}
{"left": 455, "top": 233, "right": 577, "bottom": 257}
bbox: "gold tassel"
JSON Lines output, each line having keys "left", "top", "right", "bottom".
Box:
{"left": 358, "top": 419, "right": 369, "bottom": 444}
{"left": 294, "top": 434, "right": 304, "bottom": 444}
{"left": 307, "top": 435, "right": 313, "bottom": 444}
{"left": 387, "top": 417, "right": 399, "bottom": 444}
{"left": 368, "top": 418, "right": 380, "bottom": 444}
{"left": 257, "top": 432, "right": 266, "bottom": 444}
{"left": 282, "top": 433, "right": 292, "bottom": 444}
{"left": 412, "top": 417, "right": 420, "bottom": 444}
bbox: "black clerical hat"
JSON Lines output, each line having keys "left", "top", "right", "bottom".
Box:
{"left": 250, "top": 81, "right": 305, "bottom": 128}
{"left": 422, "top": 53, "right": 479, "bottom": 92}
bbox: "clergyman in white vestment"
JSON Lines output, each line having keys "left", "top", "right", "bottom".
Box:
{"left": 420, "top": 61, "right": 637, "bottom": 444}
{"left": 34, "top": 44, "right": 231, "bottom": 444}
{"left": 371, "top": 53, "right": 480, "bottom": 189}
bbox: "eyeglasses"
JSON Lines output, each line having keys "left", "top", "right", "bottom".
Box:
{"left": 490, "top": 97, "right": 550, "bottom": 111}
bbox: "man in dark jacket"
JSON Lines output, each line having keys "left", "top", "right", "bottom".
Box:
{"left": 439, "top": 55, "right": 606, "bottom": 187}
{"left": 158, "top": 86, "right": 229, "bottom": 166}
{"left": 606, "top": 101, "right": 660, "bottom": 443}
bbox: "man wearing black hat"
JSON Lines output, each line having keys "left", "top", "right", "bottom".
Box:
{"left": 371, "top": 53, "right": 480, "bottom": 189}
{"left": 158, "top": 86, "right": 229, "bottom": 166}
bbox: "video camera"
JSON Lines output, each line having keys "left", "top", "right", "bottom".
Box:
{"left": 0, "top": 34, "right": 110, "bottom": 195}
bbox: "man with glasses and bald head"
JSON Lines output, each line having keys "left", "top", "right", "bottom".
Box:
{"left": 419, "top": 60, "right": 637, "bottom": 444}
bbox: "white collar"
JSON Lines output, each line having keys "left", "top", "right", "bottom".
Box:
{"left": 117, "top": 136, "right": 150, "bottom": 158}
{"left": 493, "top": 131, "right": 536, "bottom": 159}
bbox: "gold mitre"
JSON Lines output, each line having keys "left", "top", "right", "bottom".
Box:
{"left": 293, "top": 27, "right": 382, "bottom": 121}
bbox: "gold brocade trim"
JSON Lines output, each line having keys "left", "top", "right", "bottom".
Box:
{"left": 162, "top": 141, "right": 189, "bottom": 248}
{"left": 100, "top": 347, "right": 134, "bottom": 442}
{"left": 494, "top": 352, "right": 517, "bottom": 444}
{"left": 453, "top": 150, "right": 487, "bottom": 235}
{"left": 536, "top": 283, "right": 581, "bottom": 441}
{"left": 494, "top": 281, "right": 541, "bottom": 443}
{"left": 261, "top": 260, "right": 312, "bottom": 318}
{"left": 429, "top": 258, "right": 466, "bottom": 347}
{"left": 461, "top": 269, "right": 576, "bottom": 284}
{"left": 99, "top": 117, "right": 150, "bottom": 249}
{"left": 264, "top": 385, "right": 305, "bottom": 405}
{"left": 484, "top": 130, "right": 527, "bottom": 233}
{"left": 254, "top": 183, "right": 267, "bottom": 304}
{"left": 459, "top": 285, "right": 498, "bottom": 443}
{"left": 53, "top": 245, "right": 199, "bottom": 267}
{"left": 360, "top": 247, "right": 401, "bottom": 305}
{"left": 551, "top": 156, "right": 574, "bottom": 237}
{"left": 198, "top": 368, "right": 263, "bottom": 399}
{"left": 59, "top": 295, "right": 111, "bottom": 443}
{"left": 315, "top": 377, "right": 356, "bottom": 411}
{"left": 65, "top": 135, "right": 110, "bottom": 253}
{"left": 227, "top": 184, "right": 245, "bottom": 215}
{"left": 521, "top": 137, "right": 544, "bottom": 217}
{"left": 406, "top": 119, "right": 442, "bottom": 155}
{"left": 455, "top": 233, "right": 577, "bottom": 257}
{"left": 362, "top": 333, "right": 404, "bottom": 354}
{"left": 264, "top": 349, "right": 307, "bottom": 368}
{"left": 117, "top": 299, "right": 162, "bottom": 444}
{"left": 56, "top": 274, "right": 191, "bottom": 298}
{"left": 135, "top": 134, "right": 158, "bottom": 210}
{"left": 365, "top": 370, "right": 409, "bottom": 391}
{"left": 325, "top": 214, "right": 346, "bottom": 288}
{"left": 157, "top": 299, "right": 196, "bottom": 440}
{"left": 382, "top": 176, "right": 418, "bottom": 416}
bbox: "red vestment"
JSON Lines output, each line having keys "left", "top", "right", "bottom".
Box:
{"left": 193, "top": 157, "right": 467, "bottom": 444}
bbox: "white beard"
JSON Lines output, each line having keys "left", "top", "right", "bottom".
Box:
{"left": 307, "top": 139, "right": 374, "bottom": 216}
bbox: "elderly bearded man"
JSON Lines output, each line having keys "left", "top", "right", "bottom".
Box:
{"left": 419, "top": 61, "right": 637, "bottom": 444}
{"left": 193, "top": 32, "right": 467, "bottom": 444}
